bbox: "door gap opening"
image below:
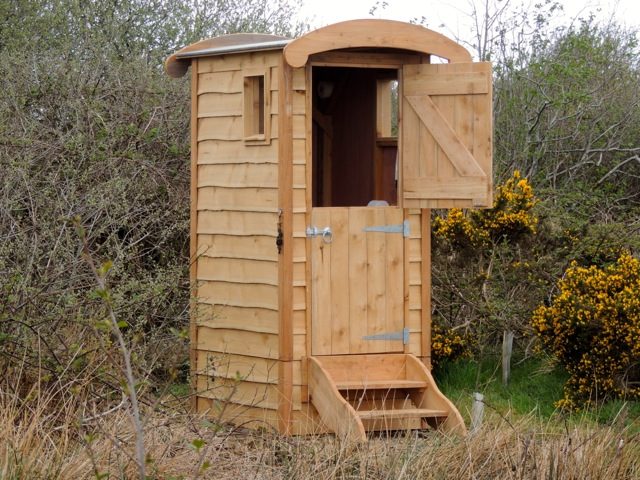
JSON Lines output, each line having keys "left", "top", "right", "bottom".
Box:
{"left": 312, "top": 66, "right": 399, "bottom": 207}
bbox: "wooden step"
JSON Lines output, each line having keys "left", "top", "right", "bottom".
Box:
{"left": 335, "top": 379, "right": 428, "bottom": 390}
{"left": 357, "top": 408, "right": 448, "bottom": 420}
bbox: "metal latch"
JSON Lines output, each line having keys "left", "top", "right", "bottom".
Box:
{"left": 362, "top": 327, "right": 410, "bottom": 345}
{"left": 306, "top": 226, "right": 333, "bottom": 244}
{"left": 362, "top": 220, "right": 410, "bottom": 237}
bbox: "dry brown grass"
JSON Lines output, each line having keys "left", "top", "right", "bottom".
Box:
{"left": 2, "top": 386, "right": 639, "bottom": 480}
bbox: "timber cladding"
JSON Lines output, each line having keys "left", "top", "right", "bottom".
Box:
{"left": 191, "top": 50, "right": 312, "bottom": 431}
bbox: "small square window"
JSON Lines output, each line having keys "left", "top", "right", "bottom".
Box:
{"left": 376, "top": 79, "right": 398, "bottom": 139}
{"left": 244, "top": 73, "right": 270, "bottom": 143}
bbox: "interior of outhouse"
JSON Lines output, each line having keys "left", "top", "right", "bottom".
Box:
{"left": 312, "top": 66, "right": 399, "bottom": 207}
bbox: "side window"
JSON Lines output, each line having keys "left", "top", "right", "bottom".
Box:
{"left": 243, "top": 70, "right": 270, "bottom": 144}
{"left": 376, "top": 79, "right": 398, "bottom": 139}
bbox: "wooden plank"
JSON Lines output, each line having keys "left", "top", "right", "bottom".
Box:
{"left": 271, "top": 113, "right": 305, "bottom": 139}
{"left": 348, "top": 209, "right": 369, "bottom": 354}
{"left": 303, "top": 64, "right": 312, "bottom": 379}
{"left": 366, "top": 207, "right": 388, "bottom": 353}
{"left": 293, "top": 310, "right": 306, "bottom": 335}
{"left": 195, "top": 400, "right": 329, "bottom": 434}
{"left": 385, "top": 208, "right": 404, "bottom": 355}
{"left": 409, "top": 285, "right": 422, "bottom": 310}
{"left": 279, "top": 361, "right": 294, "bottom": 434}
{"left": 403, "top": 70, "right": 489, "bottom": 96}
{"left": 271, "top": 90, "right": 306, "bottom": 115}
{"left": 197, "top": 327, "right": 279, "bottom": 359}
{"left": 310, "top": 51, "right": 421, "bottom": 67}
{"left": 197, "top": 234, "right": 277, "bottom": 261}
{"left": 308, "top": 357, "right": 366, "bottom": 442}
{"left": 405, "top": 354, "right": 466, "bottom": 434}
{"left": 198, "top": 71, "right": 243, "bottom": 94}
{"left": 316, "top": 354, "right": 407, "bottom": 382}
{"left": 198, "top": 163, "right": 278, "bottom": 188}
{"left": 198, "top": 139, "right": 303, "bottom": 165}
{"left": 421, "top": 210, "right": 432, "bottom": 366}
{"left": 197, "top": 257, "right": 278, "bottom": 285}
{"left": 473, "top": 66, "right": 493, "bottom": 206}
{"left": 277, "top": 58, "right": 295, "bottom": 434}
{"left": 311, "top": 208, "right": 332, "bottom": 355}
{"left": 402, "top": 90, "right": 421, "bottom": 184}
{"left": 293, "top": 286, "right": 306, "bottom": 311}
{"left": 330, "top": 208, "right": 350, "bottom": 354}
{"left": 292, "top": 67, "right": 306, "bottom": 91}
{"left": 197, "top": 186, "right": 278, "bottom": 212}
{"left": 283, "top": 20, "right": 471, "bottom": 68}
{"left": 197, "top": 92, "right": 242, "bottom": 117}
{"left": 357, "top": 408, "right": 448, "bottom": 420}
{"left": 190, "top": 59, "right": 200, "bottom": 410}
{"left": 198, "top": 281, "right": 278, "bottom": 310}
{"left": 198, "top": 116, "right": 243, "bottom": 141}
{"left": 198, "top": 50, "right": 281, "bottom": 73}
{"left": 197, "top": 211, "right": 277, "bottom": 236}
{"left": 409, "top": 261, "right": 422, "bottom": 286}
{"left": 404, "top": 176, "right": 488, "bottom": 201}
{"left": 196, "top": 375, "right": 302, "bottom": 411}
{"left": 195, "top": 351, "right": 301, "bottom": 384}
{"left": 195, "top": 303, "right": 278, "bottom": 334}
{"left": 293, "top": 261, "right": 306, "bottom": 286}
{"left": 335, "top": 379, "right": 427, "bottom": 390}
{"left": 406, "top": 309, "right": 422, "bottom": 330}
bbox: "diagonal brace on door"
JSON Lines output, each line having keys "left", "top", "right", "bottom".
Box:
{"left": 362, "top": 220, "right": 410, "bottom": 237}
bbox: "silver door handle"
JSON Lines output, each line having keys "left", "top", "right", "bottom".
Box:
{"left": 306, "top": 226, "right": 333, "bottom": 244}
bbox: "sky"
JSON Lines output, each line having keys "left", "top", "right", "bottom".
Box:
{"left": 297, "top": 0, "right": 640, "bottom": 44}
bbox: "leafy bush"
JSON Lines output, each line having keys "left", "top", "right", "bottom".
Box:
{"left": 431, "top": 171, "right": 541, "bottom": 351}
{"left": 531, "top": 252, "right": 640, "bottom": 410}
{"left": 433, "top": 170, "right": 538, "bottom": 248}
{"left": 431, "top": 322, "right": 470, "bottom": 369}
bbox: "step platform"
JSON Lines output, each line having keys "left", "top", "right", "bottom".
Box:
{"left": 308, "top": 353, "right": 466, "bottom": 442}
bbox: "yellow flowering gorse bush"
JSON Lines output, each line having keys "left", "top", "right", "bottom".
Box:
{"left": 531, "top": 252, "right": 640, "bottom": 410}
{"left": 431, "top": 323, "right": 470, "bottom": 369}
{"left": 433, "top": 171, "right": 538, "bottom": 247}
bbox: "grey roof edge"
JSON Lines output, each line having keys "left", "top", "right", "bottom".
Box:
{"left": 176, "top": 39, "right": 292, "bottom": 59}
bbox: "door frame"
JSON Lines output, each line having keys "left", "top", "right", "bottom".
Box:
{"left": 304, "top": 56, "right": 414, "bottom": 359}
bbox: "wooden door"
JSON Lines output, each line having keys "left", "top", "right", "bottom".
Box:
{"left": 310, "top": 207, "right": 405, "bottom": 355}
{"left": 402, "top": 62, "right": 493, "bottom": 208}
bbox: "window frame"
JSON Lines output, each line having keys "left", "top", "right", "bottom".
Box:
{"left": 243, "top": 68, "right": 271, "bottom": 145}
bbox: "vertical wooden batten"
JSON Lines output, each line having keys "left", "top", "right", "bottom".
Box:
{"left": 277, "top": 57, "right": 295, "bottom": 433}
{"left": 420, "top": 209, "right": 432, "bottom": 368}
{"left": 190, "top": 60, "right": 200, "bottom": 410}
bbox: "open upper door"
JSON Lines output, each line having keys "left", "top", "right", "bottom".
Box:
{"left": 402, "top": 62, "right": 493, "bottom": 208}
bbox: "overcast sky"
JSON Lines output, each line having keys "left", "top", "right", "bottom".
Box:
{"left": 297, "top": 0, "right": 640, "bottom": 43}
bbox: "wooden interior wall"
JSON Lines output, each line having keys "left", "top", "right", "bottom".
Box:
{"left": 193, "top": 51, "right": 308, "bottom": 429}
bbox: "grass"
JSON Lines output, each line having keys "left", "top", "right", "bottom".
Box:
{"left": 2, "top": 356, "right": 639, "bottom": 478}
{"left": 436, "top": 355, "right": 640, "bottom": 431}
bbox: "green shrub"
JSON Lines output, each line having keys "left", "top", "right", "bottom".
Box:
{"left": 531, "top": 252, "right": 640, "bottom": 410}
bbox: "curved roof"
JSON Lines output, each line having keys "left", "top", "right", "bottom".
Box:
{"left": 284, "top": 19, "right": 471, "bottom": 67}
{"left": 165, "top": 20, "right": 471, "bottom": 78}
{"left": 165, "top": 33, "right": 290, "bottom": 78}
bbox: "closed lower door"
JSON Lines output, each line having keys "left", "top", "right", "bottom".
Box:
{"left": 310, "top": 206, "right": 405, "bottom": 355}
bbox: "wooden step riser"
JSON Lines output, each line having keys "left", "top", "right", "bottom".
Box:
{"left": 348, "top": 397, "right": 416, "bottom": 412}
{"left": 361, "top": 417, "right": 423, "bottom": 432}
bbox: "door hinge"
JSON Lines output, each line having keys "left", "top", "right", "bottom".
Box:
{"left": 362, "top": 327, "right": 410, "bottom": 345}
{"left": 362, "top": 220, "right": 410, "bottom": 237}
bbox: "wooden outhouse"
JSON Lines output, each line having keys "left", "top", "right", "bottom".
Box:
{"left": 166, "top": 19, "right": 492, "bottom": 441}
